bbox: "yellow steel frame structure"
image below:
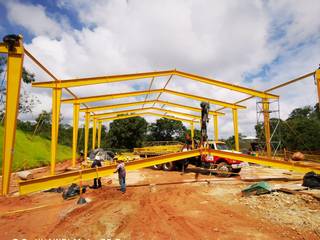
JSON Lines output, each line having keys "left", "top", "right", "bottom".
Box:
{"left": 91, "top": 112, "right": 199, "bottom": 152}
{"left": 2, "top": 35, "right": 319, "bottom": 196}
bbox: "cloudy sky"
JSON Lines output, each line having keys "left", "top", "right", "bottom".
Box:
{"left": 0, "top": 0, "right": 319, "bottom": 139}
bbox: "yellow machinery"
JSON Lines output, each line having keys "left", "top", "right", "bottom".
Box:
{"left": 134, "top": 144, "right": 184, "bottom": 156}
{"left": 1, "top": 34, "right": 320, "bottom": 195}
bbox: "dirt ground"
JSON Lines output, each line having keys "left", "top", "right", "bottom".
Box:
{"left": 0, "top": 166, "right": 320, "bottom": 240}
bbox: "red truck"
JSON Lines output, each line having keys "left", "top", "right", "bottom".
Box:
{"left": 148, "top": 140, "right": 247, "bottom": 176}
{"left": 197, "top": 141, "right": 248, "bottom": 176}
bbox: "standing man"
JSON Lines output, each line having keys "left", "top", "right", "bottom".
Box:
{"left": 114, "top": 160, "right": 126, "bottom": 193}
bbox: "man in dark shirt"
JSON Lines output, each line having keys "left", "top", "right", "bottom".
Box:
{"left": 114, "top": 160, "right": 126, "bottom": 193}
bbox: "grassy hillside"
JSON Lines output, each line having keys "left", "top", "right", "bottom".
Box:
{"left": 0, "top": 126, "right": 72, "bottom": 172}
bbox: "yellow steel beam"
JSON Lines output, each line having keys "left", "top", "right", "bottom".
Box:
{"left": 98, "top": 112, "right": 198, "bottom": 124}
{"left": 80, "top": 99, "right": 224, "bottom": 116}
{"left": 155, "top": 100, "right": 225, "bottom": 116}
{"left": 50, "top": 88, "right": 62, "bottom": 175}
{"left": 84, "top": 112, "right": 90, "bottom": 160}
{"left": 32, "top": 69, "right": 174, "bottom": 88}
{"left": 316, "top": 68, "right": 320, "bottom": 106}
{"left": 32, "top": 68, "right": 278, "bottom": 99}
{"left": 216, "top": 71, "right": 316, "bottom": 112}
{"left": 62, "top": 89, "right": 163, "bottom": 104}
{"left": 206, "top": 149, "right": 320, "bottom": 175}
{"left": 80, "top": 100, "right": 154, "bottom": 112}
{"left": 190, "top": 122, "right": 195, "bottom": 149}
{"left": 262, "top": 99, "right": 272, "bottom": 157}
{"left": 91, "top": 107, "right": 201, "bottom": 120}
{"left": 163, "top": 89, "right": 246, "bottom": 109}
{"left": 213, "top": 114, "right": 218, "bottom": 141}
{"left": 265, "top": 71, "right": 316, "bottom": 92}
{"left": 1, "top": 38, "right": 24, "bottom": 195}
{"left": 97, "top": 121, "right": 102, "bottom": 148}
{"left": 24, "top": 49, "right": 89, "bottom": 110}
{"left": 175, "top": 70, "right": 278, "bottom": 99}
{"left": 92, "top": 119, "right": 97, "bottom": 150}
{"left": 232, "top": 108, "right": 239, "bottom": 151}
{"left": 19, "top": 150, "right": 201, "bottom": 195}
{"left": 153, "top": 107, "right": 200, "bottom": 120}
{"left": 91, "top": 108, "right": 151, "bottom": 119}
{"left": 142, "top": 77, "right": 155, "bottom": 108}
{"left": 72, "top": 103, "right": 80, "bottom": 167}
{"left": 19, "top": 149, "right": 320, "bottom": 195}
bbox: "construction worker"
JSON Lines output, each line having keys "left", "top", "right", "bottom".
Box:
{"left": 89, "top": 155, "right": 102, "bottom": 189}
{"left": 185, "top": 133, "right": 192, "bottom": 150}
{"left": 114, "top": 160, "right": 126, "bottom": 193}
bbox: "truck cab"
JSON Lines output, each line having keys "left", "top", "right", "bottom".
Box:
{"left": 201, "top": 141, "right": 248, "bottom": 176}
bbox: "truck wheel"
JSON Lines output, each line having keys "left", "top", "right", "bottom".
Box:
{"left": 231, "top": 168, "right": 241, "bottom": 174}
{"left": 152, "top": 164, "right": 163, "bottom": 170}
{"left": 163, "top": 162, "right": 174, "bottom": 171}
{"left": 216, "top": 162, "right": 232, "bottom": 177}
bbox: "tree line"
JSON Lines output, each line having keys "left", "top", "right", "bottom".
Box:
{"left": 16, "top": 113, "right": 198, "bottom": 151}
{"left": 255, "top": 103, "right": 320, "bottom": 152}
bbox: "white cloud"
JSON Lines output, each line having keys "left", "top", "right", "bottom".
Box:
{"left": 5, "top": 0, "right": 320, "bottom": 139}
{"left": 5, "top": 1, "right": 66, "bottom": 38}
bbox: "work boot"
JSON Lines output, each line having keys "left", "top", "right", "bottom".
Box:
{"left": 98, "top": 178, "right": 102, "bottom": 188}
{"left": 89, "top": 179, "right": 99, "bottom": 189}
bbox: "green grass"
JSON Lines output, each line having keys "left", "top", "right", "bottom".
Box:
{"left": 0, "top": 126, "right": 72, "bottom": 172}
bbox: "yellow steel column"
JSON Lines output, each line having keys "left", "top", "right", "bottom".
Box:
{"left": 213, "top": 114, "right": 218, "bottom": 141}
{"left": 50, "top": 88, "right": 62, "bottom": 175}
{"left": 316, "top": 68, "right": 320, "bottom": 107}
{"left": 232, "top": 108, "right": 240, "bottom": 151}
{"left": 1, "top": 39, "right": 24, "bottom": 195}
{"left": 97, "top": 121, "right": 102, "bottom": 148}
{"left": 262, "top": 98, "right": 272, "bottom": 158}
{"left": 92, "top": 118, "right": 97, "bottom": 150}
{"left": 84, "top": 112, "right": 90, "bottom": 160}
{"left": 190, "top": 122, "right": 195, "bottom": 149}
{"left": 72, "top": 103, "right": 80, "bottom": 167}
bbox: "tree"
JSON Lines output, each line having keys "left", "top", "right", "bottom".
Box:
{"left": 148, "top": 118, "right": 186, "bottom": 141}
{"left": 223, "top": 133, "right": 245, "bottom": 150}
{"left": 108, "top": 116, "right": 148, "bottom": 149}
{"left": 254, "top": 104, "right": 320, "bottom": 151}
{"left": 34, "top": 111, "right": 52, "bottom": 139}
{"left": 0, "top": 56, "right": 39, "bottom": 115}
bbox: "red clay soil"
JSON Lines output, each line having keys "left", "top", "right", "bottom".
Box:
{"left": 0, "top": 168, "right": 319, "bottom": 240}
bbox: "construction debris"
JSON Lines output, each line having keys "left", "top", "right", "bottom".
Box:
{"left": 241, "top": 181, "right": 272, "bottom": 196}
{"left": 44, "top": 187, "right": 64, "bottom": 193}
{"left": 17, "top": 171, "right": 33, "bottom": 180}
{"left": 292, "top": 151, "right": 305, "bottom": 161}
{"left": 62, "top": 183, "right": 87, "bottom": 200}
{"left": 302, "top": 171, "right": 320, "bottom": 188}
{"left": 238, "top": 190, "right": 320, "bottom": 233}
